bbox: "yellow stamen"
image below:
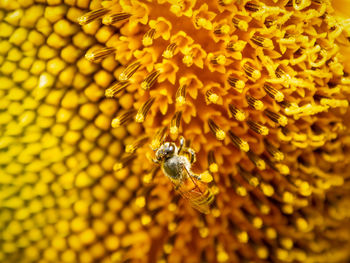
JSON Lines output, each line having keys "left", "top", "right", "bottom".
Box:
{"left": 85, "top": 47, "right": 115, "bottom": 63}
{"left": 228, "top": 104, "right": 246, "bottom": 121}
{"left": 208, "top": 119, "right": 226, "bottom": 140}
{"left": 150, "top": 127, "right": 167, "bottom": 150}
{"left": 125, "top": 136, "right": 149, "bottom": 154}
{"left": 143, "top": 167, "right": 159, "bottom": 184}
{"left": 214, "top": 24, "right": 230, "bottom": 35}
{"left": 242, "top": 63, "right": 261, "bottom": 81}
{"left": 102, "top": 12, "right": 131, "bottom": 25}
{"left": 251, "top": 35, "right": 274, "bottom": 49}
{"left": 228, "top": 130, "right": 250, "bottom": 152}
{"left": 208, "top": 151, "right": 218, "bottom": 173}
{"left": 77, "top": 8, "right": 110, "bottom": 25}
{"left": 260, "top": 182, "right": 274, "bottom": 196}
{"left": 232, "top": 17, "right": 248, "bottom": 31}
{"left": 226, "top": 40, "right": 246, "bottom": 52}
{"left": 246, "top": 94, "right": 264, "bottom": 110}
{"left": 264, "top": 84, "right": 284, "bottom": 102}
{"left": 209, "top": 54, "right": 226, "bottom": 65}
{"left": 176, "top": 84, "right": 187, "bottom": 105}
{"left": 162, "top": 43, "right": 177, "bottom": 59}
{"left": 111, "top": 109, "right": 136, "bottom": 128}
{"left": 247, "top": 120, "right": 269, "bottom": 135}
{"left": 119, "top": 61, "right": 141, "bottom": 81}
{"left": 238, "top": 165, "right": 259, "bottom": 187}
{"left": 135, "top": 97, "right": 155, "bottom": 123}
{"left": 227, "top": 75, "right": 245, "bottom": 93}
{"left": 142, "top": 28, "right": 156, "bottom": 46}
{"left": 247, "top": 151, "right": 266, "bottom": 170}
{"left": 141, "top": 71, "right": 160, "bottom": 90}
{"left": 113, "top": 154, "right": 137, "bottom": 171}
{"left": 170, "top": 111, "right": 182, "bottom": 135}
{"left": 264, "top": 109, "right": 288, "bottom": 126}
{"left": 105, "top": 81, "right": 130, "bottom": 98}
{"left": 230, "top": 175, "right": 247, "bottom": 196}
{"left": 264, "top": 140, "right": 284, "bottom": 161}
{"left": 206, "top": 90, "right": 219, "bottom": 104}
{"left": 245, "top": 2, "right": 261, "bottom": 12}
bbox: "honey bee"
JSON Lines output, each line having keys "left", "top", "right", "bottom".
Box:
{"left": 153, "top": 137, "right": 214, "bottom": 214}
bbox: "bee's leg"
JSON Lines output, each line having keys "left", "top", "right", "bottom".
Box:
{"left": 187, "top": 148, "right": 196, "bottom": 164}
{"left": 178, "top": 136, "right": 185, "bottom": 154}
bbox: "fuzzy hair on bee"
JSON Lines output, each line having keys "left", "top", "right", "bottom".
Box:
{"left": 153, "top": 137, "right": 214, "bottom": 214}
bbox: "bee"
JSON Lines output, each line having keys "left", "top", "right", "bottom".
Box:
{"left": 153, "top": 136, "right": 214, "bottom": 214}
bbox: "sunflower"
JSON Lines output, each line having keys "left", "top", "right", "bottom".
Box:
{"left": 1, "top": 0, "right": 350, "bottom": 262}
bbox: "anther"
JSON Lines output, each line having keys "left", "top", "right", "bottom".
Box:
{"left": 251, "top": 195, "right": 270, "bottom": 214}
{"left": 163, "top": 236, "right": 175, "bottom": 254}
{"left": 226, "top": 40, "right": 246, "bottom": 52}
{"left": 135, "top": 184, "right": 155, "bottom": 207}
{"left": 105, "top": 81, "right": 130, "bottom": 98}
{"left": 208, "top": 119, "right": 226, "bottom": 140}
{"left": 143, "top": 167, "right": 159, "bottom": 184}
{"left": 241, "top": 207, "right": 263, "bottom": 229}
{"left": 264, "top": 19, "right": 274, "bottom": 28}
{"left": 260, "top": 182, "right": 274, "bottom": 196}
{"left": 275, "top": 163, "right": 290, "bottom": 175}
{"left": 251, "top": 35, "right": 274, "bottom": 49}
{"left": 275, "top": 67, "right": 286, "bottom": 78}
{"left": 113, "top": 154, "right": 137, "bottom": 171}
{"left": 228, "top": 130, "right": 250, "bottom": 152}
{"left": 102, "top": 12, "right": 131, "bottom": 25}
{"left": 243, "top": 63, "right": 261, "bottom": 81}
{"left": 264, "top": 139, "right": 284, "bottom": 161}
{"left": 229, "top": 174, "right": 247, "bottom": 196}
{"left": 206, "top": 90, "right": 219, "bottom": 104}
{"left": 111, "top": 109, "right": 136, "bottom": 128}
{"left": 119, "top": 61, "right": 141, "bottom": 81}
{"left": 85, "top": 47, "right": 115, "bottom": 62}
{"left": 150, "top": 127, "right": 167, "bottom": 150}
{"left": 77, "top": 8, "right": 110, "bottom": 25}
{"left": 214, "top": 24, "right": 230, "bottom": 35}
{"left": 227, "top": 75, "right": 245, "bottom": 93}
{"left": 176, "top": 84, "right": 187, "bottom": 105}
{"left": 264, "top": 109, "right": 288, "bottom": 126}
{"left": 163, "top": 43, "right": 177, "bottom": 59}
{"left": 228, "top": 104, "right": 246, "bottom": 121}
{"left": 247, "top": 151, "right": 266, "bottom": 170}
{"left": 209, "top": 54, "right": 226, "bottom": 65}
{"left": 142, "top": 28, "right": 156, "bottom": 46}
{"left": 208, "top": 151, "right": 218, "bottom": 173}
{"left": 232, "top": 17, "right": 248, "bottom": 31}
{"left": 141, "top": 71, "right": 160, "bottom": 90}
{"left": 170, "top": 111, "right": 182, "bottom": 135}
{"left": 247, "top": 120, "right": 269, "bottom": 135}
{"left": 135, "top": 97, "right": 155, "bottom": 123}
{"left": 264, "top": 84, "right": 284, "bottom": 102}
{"left": 238, "top": 165, "right": 259, "bottom": 187}
{"left": 246, "top": 94, "right": 264, "bottom": 110}
{"left": 245, "top": 2, "right": 261, "bottom": 12}
{"left": 125, "top": 136, "right": 149, "bottom": 154}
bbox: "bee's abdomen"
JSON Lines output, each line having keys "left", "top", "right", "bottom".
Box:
{"left": 193, "top": 189, "right": 214, "bottom": 206}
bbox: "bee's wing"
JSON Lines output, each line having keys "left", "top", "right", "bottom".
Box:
{"left": 173, "top": 168, "right": 213, "bottom": 214}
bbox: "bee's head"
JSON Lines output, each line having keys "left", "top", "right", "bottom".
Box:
{"left": 155, "top": 142, "right": 177, "bottom": 161}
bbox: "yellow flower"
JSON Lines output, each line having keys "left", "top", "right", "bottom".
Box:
{"left": 1, "top": 0, "right": 350, "bottom": 262}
